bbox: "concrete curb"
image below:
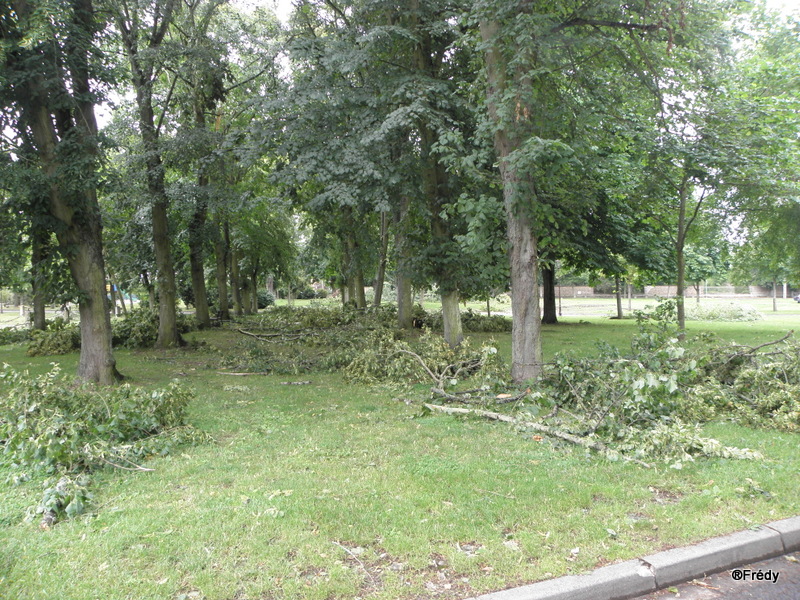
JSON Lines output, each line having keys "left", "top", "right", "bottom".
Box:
{"left": 467, "top": 516, "right": 800, "bottom": 600}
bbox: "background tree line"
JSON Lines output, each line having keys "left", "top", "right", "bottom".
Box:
{"left": 1, "top": 0, "right": 798, "bottom": 382}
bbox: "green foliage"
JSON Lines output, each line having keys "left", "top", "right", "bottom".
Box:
{"left": 26, "top": 319, "right": 80, "bottom": 356}
{"left": 257, "top": 290, "right": 276, "bottom": 308}
{"left": 0, "top": 328, "right": 30, "bottom": 346}
{"left": 0, "top": 365, "right": 204, "bottom": 475}
{"left": 344, "top": 329, "right": 505, "bottom": 388}
{"left": 693, "top": 339, "right": 800, "bottom": 433}
{"left": 685, "top": 302, "right": 763, "bottom": 322}
{"left": 29, "top": 474, "right": 93, "bottom": 524}
{"left": 111, "top": 307, "right": 196, "bottom": 348}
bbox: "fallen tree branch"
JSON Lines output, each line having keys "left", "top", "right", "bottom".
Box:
{"left": 730, "top": 331, "right": 793, "bottom": 355}
{"left": 424, "top": 403, "right": 651, "bottom": 468}
{"left": 236, "top": 328, "right": 317, "bottom": 342}
{"left": 217, "top": 371, "right": 271, "bottom": 376}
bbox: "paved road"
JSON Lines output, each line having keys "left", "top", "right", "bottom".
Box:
{"left": 632, "top": 551, "right": 800, "bottom": 600}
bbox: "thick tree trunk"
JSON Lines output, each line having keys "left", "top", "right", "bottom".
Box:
{"left": 481, "top": 17, "right": 542, "bottom": 382}
{"left": 241, "top": 277, "right": 253, "bottom": 315}
{"left": 440, "top": 289, "right": 464, "bottom": 348}
{"left": 541, "top": 265, "right": 558, "bottom": 324}
{"left": 152, "top": 199, "right": 181, "bottom": 347}
{"left": 19, "top": 28, "right": 121, "bottom": 383}
{"left": 353, "top": 267, "right": 366, "bottom": 310}
{"left": 505, "top": 200, "right": 542, "bottom": 382}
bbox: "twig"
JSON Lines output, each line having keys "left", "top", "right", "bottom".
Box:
{"left": 732, "top": 331, "right": 793, "bottom": 355}
{"left": 393, "top": 349, "right": 442, "bottom": 385}
{"left": 99, "top": 456, "right": 155, "bottom": 472}
{"left": 332, "top": 541, "right": 377, "bottom": 586}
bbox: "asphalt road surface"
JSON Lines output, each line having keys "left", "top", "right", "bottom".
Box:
{"left": 632, "top": 551, "right": 800, "bottom": 600}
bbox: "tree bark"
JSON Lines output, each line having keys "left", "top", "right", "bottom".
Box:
{"left": 542, "top": 265, "right": 558, "bottom": 324}
{"left": 615, "top": 275, "right": 623, "bottom": 319}
{"left": 440, "top": 289, "right": 464, "bottom": 348}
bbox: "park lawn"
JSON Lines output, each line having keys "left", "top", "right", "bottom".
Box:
{"left": 1, "top": 318, "right": 800, "bottom": 600}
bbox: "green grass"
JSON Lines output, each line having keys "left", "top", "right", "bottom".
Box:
{"left": 1, "top": 308, "right": 800, "bottom": 600}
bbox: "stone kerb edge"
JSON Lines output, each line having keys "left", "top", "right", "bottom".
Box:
{"left": 638, "top": 526, "right": 784, "bottom": 589}
{"left": 464, "top": 517, "right": 799, "bottom": 600}
{"left": 765, "top": 516, "right": 800, "bottom": 552}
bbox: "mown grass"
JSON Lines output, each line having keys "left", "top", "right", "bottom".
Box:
{"left": 1, "top": 308, "right": 799, "bottom": 600}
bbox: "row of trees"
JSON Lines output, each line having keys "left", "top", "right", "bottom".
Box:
{"left": 2, "top": 0, "right": 799, "bottom": 383}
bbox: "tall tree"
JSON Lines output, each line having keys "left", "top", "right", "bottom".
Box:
{"left": 108, "top": 0, "right": 183, "bottom": 347}
{"left": 2, "top": 0, "right": 122, "bottom": 383}
{"left": 477, "top": 0, "right": 675, "bottom": 381}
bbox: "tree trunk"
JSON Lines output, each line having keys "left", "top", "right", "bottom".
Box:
{"left": 114, "top": 280, "right": 128, "bottom": 315}
{"left": 481, "top": 17, "right": 542, "bottom": 382}
{"left": 241, "top": 277, "right": 253, "bottom": 315}
{"left": 251, "top": 272, "right": 259, "bottom": 313}
{"left": 117, "top": 0, "right": 181, "bottom": 348}
{"left": 353, "top": 267, "right": 366, "bottom": 310}
{"left": 214, "top": 218, "right": 230, "bottom": 320}
{"left": 675, "top": 172, "right": 691, "bottom": 336}
{"left": 188, "top": 200, "right": 210, "bottom": 328}
{"left": 373, "top": 211, "right": 389, "bottom": 307}
{"left": 542, "top": 265, "right": 558, "bottom": 324}
{"left": 772, "top": 281, "right": 777, "bottom": 312}
{"left": 230, "top": 246, "right": 243, "bottom": 317}
{"left": 394, "top": 196, "right": 413, "bottom": 329}
{"left": 628, "top": 281, "right": 633, "bottom": 312}
{"left": 142, "top": 271, "right": 157, "bottom": 310}
{"left": 441, "top": 289, "right": 464, "bottom": 348}
{"left": 615, "top": 275, "right": 623, "bottom": 319}
{"left": 152, "top": 199, "right": 181, "bottom": 347}
{"left": 30, "top": 228, "right": 47, "bottom": 330}
{"left": 505, "top": 200, "right": 542, "bottom": 382}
